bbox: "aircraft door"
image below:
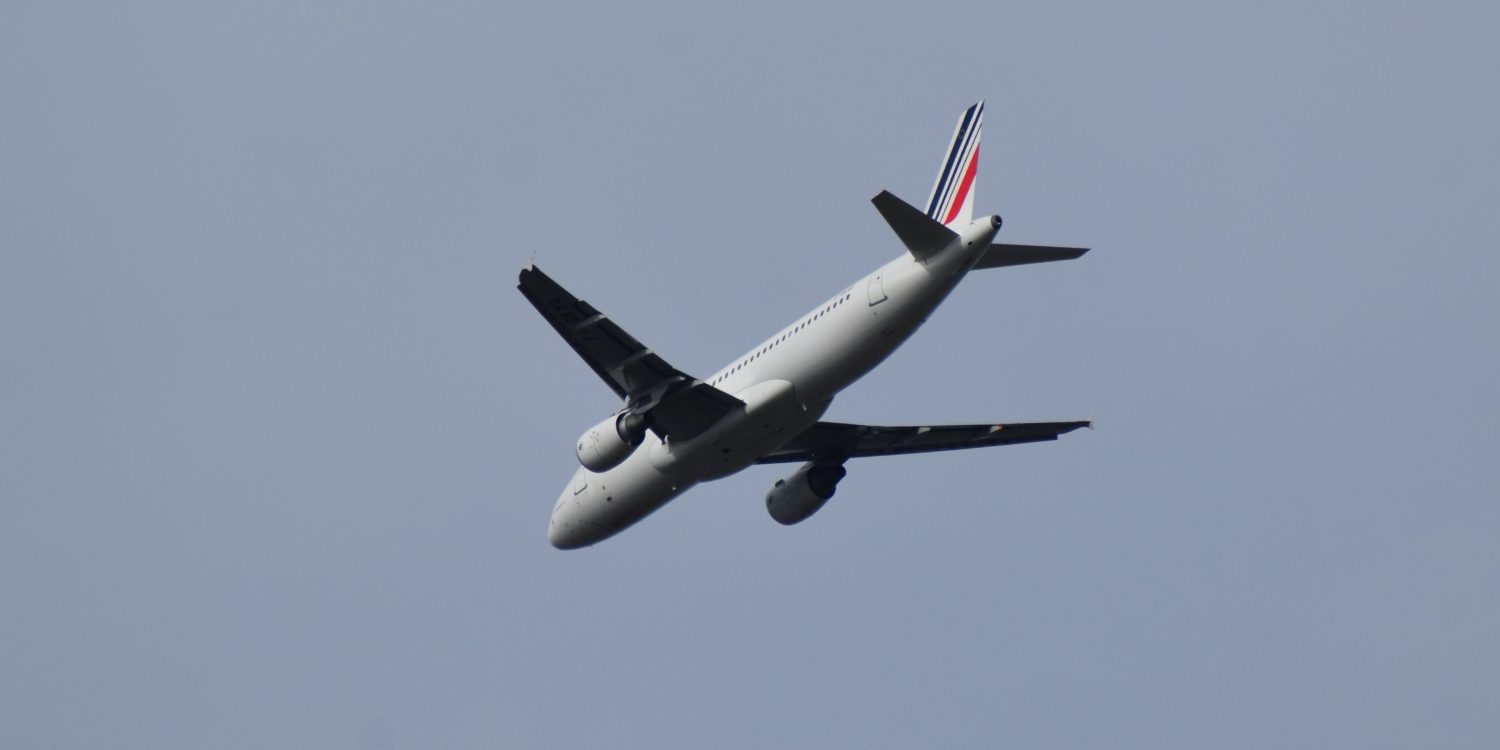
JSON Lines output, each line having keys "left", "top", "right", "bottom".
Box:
{"left": 866, "top": 273, "right": 887, "bottom": 306}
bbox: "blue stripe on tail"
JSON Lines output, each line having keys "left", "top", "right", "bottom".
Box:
{"left": 926, "top": 104, "right": 978, "bottom": 219}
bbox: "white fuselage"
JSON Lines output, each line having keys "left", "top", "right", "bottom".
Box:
{"left": 548, "top": 218, "right": 1001, "bottom": 548}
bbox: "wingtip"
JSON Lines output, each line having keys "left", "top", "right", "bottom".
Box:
{"left": 518, "top": 262, "right": 545, "bottom": 289}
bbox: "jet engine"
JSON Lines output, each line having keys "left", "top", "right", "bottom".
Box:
{"left": 766, "top": 462, "right": 847, "bottom": 525}
{"left": 576, "top": 411, "right": 649, "bottom": 472}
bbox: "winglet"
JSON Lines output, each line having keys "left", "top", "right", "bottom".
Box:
{"left": 872, "top": 190, "right": 958, "bottom": 261}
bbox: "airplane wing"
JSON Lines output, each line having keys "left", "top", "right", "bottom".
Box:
{"left": 755, "top": 420, "right": 1091, "bottom": 464}
{"left": 517, "top": 263, "right": 742, "bottom": 441}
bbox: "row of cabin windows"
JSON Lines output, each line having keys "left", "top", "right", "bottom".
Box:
{"left": 709, "top": 291, "right": 854, "bottom": 386}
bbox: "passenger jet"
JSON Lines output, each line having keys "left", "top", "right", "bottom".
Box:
{"left": 520, "top": 102, "right": 1089, "bottom": 549}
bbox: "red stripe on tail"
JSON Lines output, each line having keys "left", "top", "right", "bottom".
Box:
{"left": 942, "top": 144, "right": 979, "bottom": 225}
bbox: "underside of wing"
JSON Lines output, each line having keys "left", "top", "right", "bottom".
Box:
{"left": 517, "top": 263, "right": 741, "bottom": 441}
{"left": 756, "top": 420, "right": 1091, "bottom": 464}
{"left": 517, "top": 263, "right": 679, "bottom": 399}
{"left": 637, "top": 381, "right": 743, "bottom": 442}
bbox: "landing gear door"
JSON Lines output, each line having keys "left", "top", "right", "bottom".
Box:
{"left": 866, "top": 273, "right": 887, "bottom": 306}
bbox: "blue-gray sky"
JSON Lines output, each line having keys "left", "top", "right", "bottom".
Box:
{"left": 4, "top": 2, "right": 1498, "bottom": 747}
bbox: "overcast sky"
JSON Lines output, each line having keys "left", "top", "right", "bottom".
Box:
{"left": 4, "top": 2, "right": 1499, "bottom": 748}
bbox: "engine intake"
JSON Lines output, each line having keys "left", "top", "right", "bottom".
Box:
{"left": 576, "top": 411, "right": 648, "bottom": 472}
{"left": 766, "top": 462, "right": 847, "bottom": 525}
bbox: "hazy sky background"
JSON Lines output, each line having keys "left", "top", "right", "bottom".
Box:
{"left": 4, "top": 2, "right": 1498, "bottom": 748}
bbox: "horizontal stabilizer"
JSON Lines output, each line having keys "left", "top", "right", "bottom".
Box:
{"left": 872, "top": 190, "right": 958, "bottom": 261}
{"left": 974, "top": 243, "right": 1089, "bottom": 269}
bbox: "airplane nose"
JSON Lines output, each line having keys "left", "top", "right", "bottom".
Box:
{"left": 549, "top": 504, "right": 608, "bottom": 550}
{"left": 548, "top": 484, "right": 594, "bottom": 550}
{"left": 548, "top": 518, "right": 582, "bottom": 550}
{"left": 548, "top": 499, "right": 581, "bottom": 549}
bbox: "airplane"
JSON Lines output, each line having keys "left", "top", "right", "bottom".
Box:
{"left": 520, "top": 101, "right": 1090, "bottom": 550}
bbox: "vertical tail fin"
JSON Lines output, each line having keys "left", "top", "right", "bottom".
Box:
{"left": 924, "top": 101, "right": 983, "bottom": 228}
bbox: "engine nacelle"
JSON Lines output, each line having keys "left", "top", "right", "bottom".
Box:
{"left": 766, "top": 462, "right": 847, "bottom": 525}
{"left": 576, "top": 411, "right": 648, "bottom": 472}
